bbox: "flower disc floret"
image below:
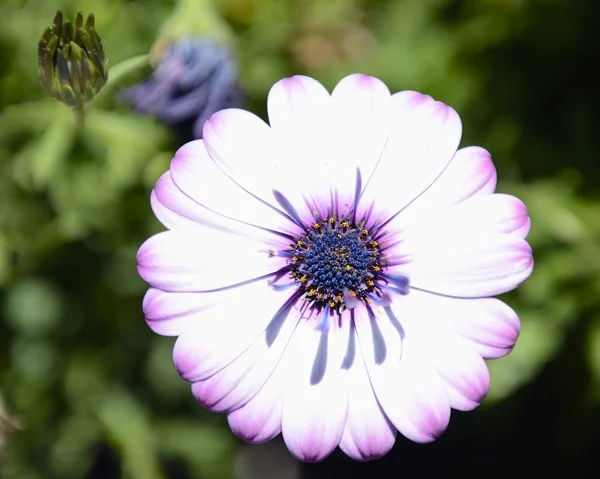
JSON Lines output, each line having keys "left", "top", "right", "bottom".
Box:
{"left": 289, "top": 217, "right": 383, "bottom": 312}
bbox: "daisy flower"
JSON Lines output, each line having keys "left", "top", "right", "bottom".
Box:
{"left": 137, "top": 74, "right": 533, "bottom": 462}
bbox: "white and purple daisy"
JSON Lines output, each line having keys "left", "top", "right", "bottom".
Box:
{"left": 137, "top": 74, "right": 533, "bottom": 462}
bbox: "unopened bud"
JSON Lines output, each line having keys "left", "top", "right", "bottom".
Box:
{"left": 37, "top": 11, "right": 107, "bottom": 107}
{"left": 125, "top": 37, "right": 242, "bottom": 142}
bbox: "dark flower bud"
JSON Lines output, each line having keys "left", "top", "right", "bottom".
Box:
{"left": 37, "top": 11, "right": 108, "bottom": 107}
{"left": 124, "top": 37, "right": 243, "bottom": 142}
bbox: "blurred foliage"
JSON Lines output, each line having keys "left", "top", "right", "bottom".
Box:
{"left": 0, "top": 0, "right": 599, "bottom": 478}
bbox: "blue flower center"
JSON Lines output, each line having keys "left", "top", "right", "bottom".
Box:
{"left": 289, "top": 217, "right": 384, "bottom": 312}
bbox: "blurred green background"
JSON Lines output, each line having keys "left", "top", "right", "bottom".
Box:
{"left": 1, "top": 0, "right": 599, "bottom": 477}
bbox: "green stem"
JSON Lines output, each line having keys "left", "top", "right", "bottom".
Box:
{"left": 74, "top": 103, "right": 86, "bottom": 124}
{"left": 177, "top": 0, "right": 213, "bottom": 10}
{"left": 159, "top": 0, "right": 230, "bottom": 43}
{"left": 93, "top": 54, "right": 150, "bottom": 103}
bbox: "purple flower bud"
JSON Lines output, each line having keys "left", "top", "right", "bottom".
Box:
{"left": 125, "top": 37, "right": 243, "bottom": 142}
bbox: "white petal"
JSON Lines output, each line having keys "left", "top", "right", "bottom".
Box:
{"left": 204, "top": 107, "right": 325, "bottom": 228}
{"left": 339, "top": 327, "right": 396, "bottom": 460}
{"left": 143, "top": 287, "right": 219, "bottom": 336}
{"left": 152, "top": 171, "right": 278, "bottom": 242}
{"left": 355, "top": 305, "right": 451, "bottom": 443}
{"left": 360, "top": 91, "right": 462, "bottom": 219}
{"left": 391, "top": 193, "right": 531, "bottom": 244}
{"left": 169, "top": 139, "right": 296, "bottom": 236}
{"left": 171, "top": 282, "right": 294, "bottom": 382}
{"left": 389, "top": 233, "right": 533, "bottom": 297}
{"left": 391, "top": 293, "right": 490, "bottom": 411}
{"left": 395, "top": 146, "right": 497, "bottom": 227}
{"left": 191, "top": 297, "right": 302, "bottom": 412}
{"left": 427, "top": 340, "right": 490, "bottom": 412}
{"left": 266, "top": 75, "right": 332, "bottom": 209}
{"left": 399, "top": 289, "right": 520, "bottom": 359}
{"left": 281, "top": 319, "right": 349, "bottom": 462}
{"left": 447, "top": 298, "right": 521, "bottom": 359}
{"left": 326, "top": 74, "right": 392, "bottom": 204}
{"left": 151, "top": 173, "right": 201, "bottom": 232}
{"left": 227, "top": 359, "right": 287, "bottom": 444}
{"left": 137, "top": 229, "right": 285, "bottom": 292}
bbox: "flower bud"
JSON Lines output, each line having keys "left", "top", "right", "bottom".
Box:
{"left": 125, "top": 37, "right": 243, "bottom": 142}
{"left": 37, "top": 11, "right": 107, "bottom": 107}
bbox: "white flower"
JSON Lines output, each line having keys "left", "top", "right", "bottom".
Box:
{"left": 137, "top": 74, "right": 533, "bottom": 462}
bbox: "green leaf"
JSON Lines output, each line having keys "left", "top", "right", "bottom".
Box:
{"left": 30, "top": 105, "right": 75, "bottom": 189}
{"left": 83, "top": 110, "right": 167, "bottom": 155}
{"left": 586, "top": 316, "right": 600, "bottom": 403}
{"left": 49, "top": 413, "right": 99, "bottom": 478}
{"left": 0, "top": 234, "right": 11, "bottom": 286}
{"left": 96, "top": 388, "right": 165, "bottom": 479}
{"left": 156, "top": 419, "right": 236, "bottom": 479}
{"left": 4, "top": 277, "right": 64, "bottom": 336}
{"left": 0, "top": 102, "right": 57, "bottom": 139}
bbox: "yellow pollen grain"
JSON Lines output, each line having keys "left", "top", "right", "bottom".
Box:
{"left": 373, "top": 265, "right": 381, "bottom": 271}
{"left": 308, "top": 288, "right": 317, "bottom": 296}
{"left": 341, "top": 221, "right": 349, "bottom": 228}
{"left": 296, "top": 240, "right": 304, "bottom": 247}
{"left": 329, "top": 217, "right": 335, "bottom": 224}
{"left": 350, "top": 290, "right": 357, "bottom": 296}
{"left": 314, "top": 223, "right": 321, "bottom": 229}
{"left": 329, "top": 301, "right": 336, "bottom": 308}
{"left": 345, "top": 265, "right": 351, "bottom": 271}
{"left": 292, "top": 256, "right": 298, "bottom": 262}
{"left": 367, "top": 280, "right": 375, "bottom": 287}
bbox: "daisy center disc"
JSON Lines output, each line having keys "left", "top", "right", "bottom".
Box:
{"left": 289, "top": 218, "right": 383, "bottom": 312}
